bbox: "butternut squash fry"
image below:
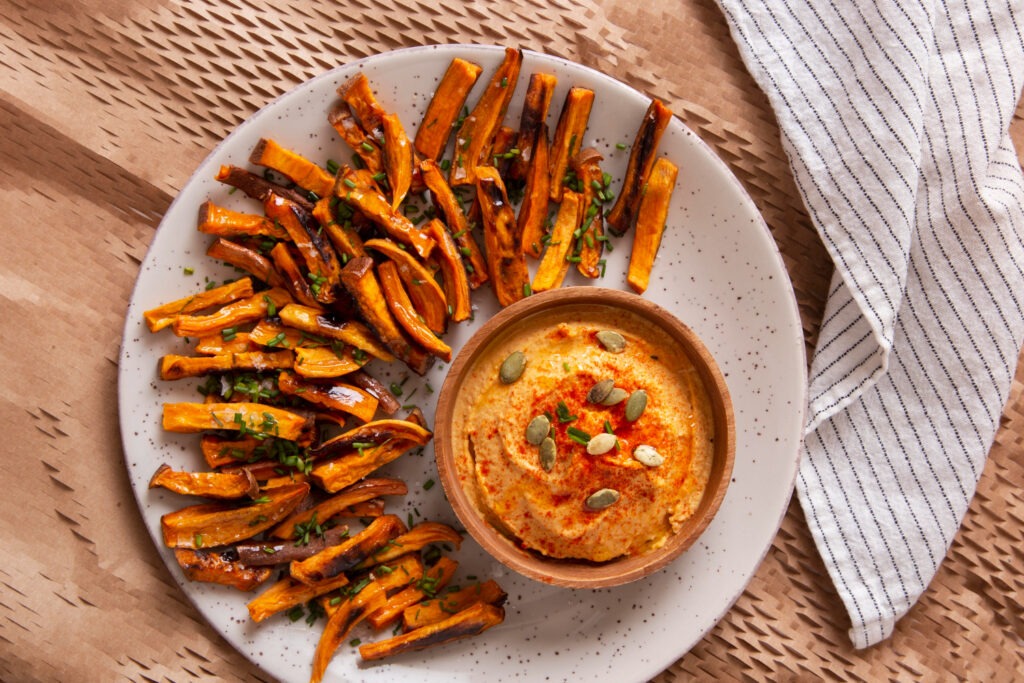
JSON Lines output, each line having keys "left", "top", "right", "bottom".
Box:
{"left": 290, "top": 514, "right": 405, "bottom": 585}
{"left": 627, "top": 157, "right": 677, "bottom": 294}
{"left": 143, "top": 278, "right": 254, "bottom": 333}
{"left": 415, "top": 57, "right": 483, "bottom": 161}
{"left": 548, "top": 87, "right": 595, "bottom": 202}
{"left": 206, "top": 238, "right": 286, "bottom": 289}
{"left": 532, "top": 190, "right": 583, "bottom": 292}
{"left": 171, "top": 288, "right": 292, "bottom": 338}
{"left": 248, "top": 572, "right": 351, "bottom": 623}
{"left": 173, "top": 548, "right": 272, "bottom": 591}
{"left": 338, "top": 73, "right": 387, "bottom": 139}
{"left": 509, "top": 72, "right": 557, "bottom": 184}
{"left": 269, "top": 242, "right": 322, "bottom": 308}
{"left": 423, "top": 218, "right": 471, "bottom": 322}
{"left": 160, "top": 482, "right": 309, "bottom": 549}
{"left": 161, "top": 402, "right": 315, "bottom": 443}
{"left": 381, "top": 112, "right": 413, "bottom": 210}
{"left": 197, "top": 200, "right": 288, "bottom": 240}
{"left": 517, "top": 121, "right": 550, "bottom": 258}
{"left": 336, "top": 167, "right": 435, "bottom": 259}
{"left": 339, "top": 256, "right": 415, "bottom": 363}
{"left": 311, "top": 418, "right": 433, "bottom": 460}
{"left": 571, "top": 147, "right": 608, "bottom": 278}
{"left": 149, "top": 463, "right": 259, "bottom": 499}
{"left": 355, "top": 522, "right": 462, "bottom": 570}
{"left": 366, "top": 556, "right": 458, "bottom": 630}
{"left": 271, "top": 477, "right": 408, "bottom": 541}
{"left": 214, "top": 164, "right": 313, "bottom": 210}
{"left": 363, "top": 237, "right": 448, "bottom": 334}
{"left": 327, "top": 102, "right": 384, "bottom": 175}
{"left": 159, "top": 350, "right": 294, "bottom": 380}
{"left": 311, "top": 582, "right": 387, "bottom": 683}
{"left": 449, "top": 47, "right": 522, "bottom": 186}
{"left": 475, "top": 166, "right": 529, "bottom": 306}
{"left": 401, "top": 580, "right": 507, "bottom": 631}
{"left": 420, "top": 158, "right": 489, "bottom": 289}
{"left": 605, "top": 98, "right": 673, "bottom": 235}
{"left": 249, "top": 138, "right": 335, "bottom": 199}
{"left": 195, "top": 332, "right": 254, "bottom": 355}
{"left": 377, "top": 261, "right": 452, "bottom": 362}
{"left": 278, "top": 303, "right": 395, "bottom": 363}
{"left": 277, "top": 370, "right": 378, "bottom": 423}
{"left": 360, "top": 602, "right": 505, "bottom": 661}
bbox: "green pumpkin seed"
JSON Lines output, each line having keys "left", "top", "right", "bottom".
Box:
{"left": 586, "top": 432, "right": 617, "bottom": 455}
{"left": 539, "top": 437, "right": 556, "bottom": 471}
{"left": 595, "top": 330, "right": 626, "bottom": 353}
{"left": 624, "top": 389, "right": 648, "bottom": 422}
{"left": 587, "top": 379, "right": 615, "bottom": 404}
{"left": 633, "top": 444, "right": 664, "bottom": 467}
{"left": 525, "top": 415, "right": 551, "bottom": 445}
{"left": 585, "top": 488, "right": 620, "bottom": 510}
{"left": 499, "top": 350, "right": 526, "bottom": 384}
{"left": 600, "top": 387, "right": 629, "bottom": 406}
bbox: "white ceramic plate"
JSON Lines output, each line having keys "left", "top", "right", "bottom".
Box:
{"left": 119, "top": 44, "right": 806, "bottom": 683}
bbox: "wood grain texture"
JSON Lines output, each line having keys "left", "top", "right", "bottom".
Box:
{"left": 0, "top": 0, "right": 1019, "bottom": 680}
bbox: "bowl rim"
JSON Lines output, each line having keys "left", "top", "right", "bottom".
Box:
{"left": 434, "top": 286, "right": 736, "bottom": 589}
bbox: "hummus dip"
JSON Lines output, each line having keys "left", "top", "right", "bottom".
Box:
{"left": 451, "top": 304, "right": 715, "bottom": 563}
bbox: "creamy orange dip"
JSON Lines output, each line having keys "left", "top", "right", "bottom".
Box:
{"left": 451, "top": 305, "right": 714, "bottom": 563}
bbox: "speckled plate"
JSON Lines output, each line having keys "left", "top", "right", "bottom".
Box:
{"left": 118, "top": 45, "right": 806, "bottom": 683}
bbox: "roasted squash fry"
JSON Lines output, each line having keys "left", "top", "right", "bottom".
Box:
{"left": 143, "top": 278, "right": 255, "bottom": 333}
{"left": 162, "top": 402, "right": 315, "bottom": 442}
{"left": 278, "top": 303, "right": 395, "bottom": 362}
{"left": 548, "top": 87, "right": 595, "bottom": 202}
{"left": 206, "top": 238, "right": 286, "bottom": 289}
{"left": 606, "top": 98, "right": 673, "bottom": 235}
{"left": 475, "top": 166, "right": 529, "bottom": 306}
{"left": 420, "top": 158, "right": 489, "bottom": 290}
{"left": 160, "top": 482, "right": 309, "bottom": 549}
{"left": 336, "top": 168, "right": 435, "bottom": 259}
{"left": 248, "top": 572, "right": 351, "bottom": 623}
{"left": 363, "top": 237, "right": 448, "bottom": 334}
{"left": 377, "top": 261, "right": 452, "bottom": 362}
{"left": 290, "top": 514, "right": 405, "bottom": 585}
{"left": 327, "top": 102, "right": 384, "bottom": 175}
{"left": 517, "top": 121, "right": 550, "bottom": 258}
{"left": 174, "top": 548, "right": 272, "bottom": 591}
{"left": 359, "top": 602, "right": 505, "bottom": 661}
{"left": 355, "top": 522, "right": 462, "bottom": 570}
{"left": 215, "top": 164, "right": 313, "bottom": 210}
{"left": 449, "top": 47, "right": 522, "bottom": 186}
{"left": 197, "top": 200, "right": 287, "bottom": 239}
{"left": 423, "top": 218, "right": 471, "bottom": 322}
{"left": 415, "top": 57, "right": 483, "bottom": 161}
{"left": 509, "top": 72, "right": 557, "bottom": 184}
{"left": 249, "top": 138, "right": 335, "bottom": 199}
{"left": 311, "top": 582, "right": 387, "bottom": 683}
{"left": 271, "top": 477, "right": 408, "bottom": 541}
{"left": 149, "top": 463, "right": 259, "bottom": 499}
{"left": 627, "top": 156, "right": 678, "bottom": 294}
{"left": 401, "top": 580, "right": 507, "bottom": 631}
{"left": 277, "top": 370, "right": 378, "bottom": 423}
{"left": 381, "top": 112, "right": 413, "bottom": 210}
{"left": 159, "top": 350, "right": 294, "bottom": 380}
{"left": 171, "top": 288, "right": 292, "bottom": 338}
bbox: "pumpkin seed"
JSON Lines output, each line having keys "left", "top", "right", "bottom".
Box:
{"left": 587, "top": 379, "right": 615, "bottom": 404}
{"left": 624, "top": 389, "right": 648, "bottom": 422}
{"left": 539, "top": 437, "right": 556, "bottom": 471}
{"left": 600, "top": 387, "right": 629, "bottom": 406}
{"left": 633, "top": 444, "right": 664, "bottom": 467}
{"left": 585, "top": 488, "right": 620, "bottom": 510}
{"left": 499, "top": 350, "right": 526, "bottom": 384}
{"left": 595, "top": 330, "right": 626, "bottom": 353}
{"left": 525, "top": 415, "right": 551, "bottom": 445}
{"left": 586, "top": 432, "right": 617, "bottom": 455}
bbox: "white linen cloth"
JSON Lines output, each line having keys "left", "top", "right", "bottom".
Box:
{"left": 715, "top": 0, "right": 1024, "bottom": 647}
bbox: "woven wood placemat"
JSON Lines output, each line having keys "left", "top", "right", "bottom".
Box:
{"left": 0, "top": 0, "right": 1020, "bottom": 680}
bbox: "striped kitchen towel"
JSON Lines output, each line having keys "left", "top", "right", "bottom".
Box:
{"left": 716, "top": 0, "right": 1024, "bottom": 647}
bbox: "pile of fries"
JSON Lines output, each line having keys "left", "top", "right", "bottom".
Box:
{"left": 142, "top": 46, "right": 678, "bottom": 681}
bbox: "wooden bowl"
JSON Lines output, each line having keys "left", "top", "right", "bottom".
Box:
{"left": 435, "top": 287, "right": 735, "bottom": 589}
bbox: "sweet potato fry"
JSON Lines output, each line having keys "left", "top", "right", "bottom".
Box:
{"left": 310, "top": 418, "right": 433, "bottom": 460}
{"left": 420, "top": 158, "right": 489, "bottom": 289}
{"left": 360, "top": 602, "right": 505, "bottom": 661}
{"left": 311, "top": 438, "right": 423, "bottom": 493}
{"left": 271, "top": 477, "right": 408, "bottom": 541}
{"left": 278, "top": 303, "right": 395, "bottom": 363}
{"left": 423, "top": 218, "right": 471, "bottom": 322}
{"left": 205, "top": 239, "right": 286, "bottom": 289}
{"left": 149, "top": 463, "right": 259, "bottom": 499}
{"left": 312, "top": 196, "right": 367, "bottom": 260}
{"left": 234, "top": 525, "right": 352, "bottom": 567}
{"left": 338, "top": 73, "right": 386, "bottom": 139}
{"left": 548, "top": 87, "right": 594, "bottom": 202}
{"left": 475, "top": 166, "right": 529, "bottom": 306}
{"left": 292, "top": 346, "right": 362, "bottom": 378}
{"left": 197, "top": 200, "right": 288, "bottom": 240}
{"left": 327, "top": 103, "right": 384, "bottom": 175}
{"left": 345, "top": 370, "right": 401, "bottom": 415}
{"left": 509, "top": 72, "right": 557, "bottom": 184}
{"left": 449, "top": 47, "right": 522, "bottom": 186}
{"left": 415, "top": 57, "right": 483, "bottom": 161}
{"left": 627, "top": 157, "right": 678, "bottom": 294}
{"left": 269, "top": 242, "right": 322, "bottom": 307}
{"left": 336, "top": 167, "right": 435, "bottom": 259}
{"left": 160, "top": 482, "right": 309, "bottom": 549}
{"left": 247, "top": 572, "right": 351, "bottom": 623}
{"left": 401, "top": 580, "right": 507, "bottom": 631}
{"left": 214, "top": 164, "right": 313, "bottom": 210}
{"left": 366, "top": 556, "right": 458, "bottom": 630}
{"left": 161, "top": 402, "right": 315, "bottom": 442}
{"left": 339, "top": 256, "right": 414, "bottom": 361}
{"left": 194, "top": 332, "right": 254, "bottom": 355}
{"left": 277, "top": 370, "right": 379, "bottom": 423}
{"left": 158, "top": 350, "right": 294, "bottom": 380}
{"left": 173, "top": 548, "right": 272, "bottom": 591}
{"left": 249, "top": 138, "right": 335, "bottom": 199}
{"left": 171, "top": 288, "right": 292, "bottom": 338}
{"left": 363, "top": 237, "right": 448, "bottom": 334}
{"left": 355, "top": 522, "right": 462, "bottom": 570}
{"left": 381, "top": 112, "right": 413, "bottom": 209}
{"left": 606, "top": 98, "right": 673, "bottom": 235}
{"left": 143, "top": 278, "right": 255, "bottom": 333}
{"left": 311, "top": 582, "right": 387, "bottom": 683}
{"left": 517, "top": 121, "right": 550, "bottom": 258}
{"left": 532, "top": 190, "right": 582, "bottom": 292}
{"left": 571, "top": 147, "right": 608, "bottom": 278}
{"left": 200, "top": 434, "right": 261, "bottom": 468}
{"left": 377, "top": 261, "right": 452, "bottom": 362}
{"left": 290, "top": 515, "right": 405, "bottom": 585}
{"left": 264, "top": 193, "right": 342, "bottom": 303}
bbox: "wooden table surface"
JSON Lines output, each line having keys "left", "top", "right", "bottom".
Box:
{"left": 1, "top": 0, "right": 1021, "bottom": 680}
